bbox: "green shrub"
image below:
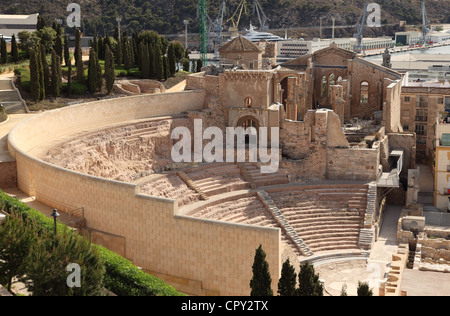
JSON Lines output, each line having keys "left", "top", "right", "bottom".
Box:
{"left": 0, "top": 190, "right": 183, "bottom": 296}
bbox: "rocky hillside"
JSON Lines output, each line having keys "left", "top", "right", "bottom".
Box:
{"left": 0, "top": 0, "right": 448, "bottom": 36}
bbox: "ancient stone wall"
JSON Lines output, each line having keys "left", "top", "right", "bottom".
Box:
{"left": 0, "top": 161, "right": 17, "bottom": 188}
{"left": 7, "top": 91, "right": 281, "bottom": 296}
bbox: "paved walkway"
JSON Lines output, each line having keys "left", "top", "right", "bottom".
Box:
{"left": 0, "top": 113, "right": 35, "bottom": 162}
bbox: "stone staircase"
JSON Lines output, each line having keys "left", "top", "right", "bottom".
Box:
{"left": 184, "top": 163, "right": 249, "bottom": 197}
{"left": 0, "top": 79, "right": 27, "bottom": 114}
{"left": 240, "top": 162, "right": 289, "bottom": 188}
{"left": 257, "top": 190, "right": 313, "bottom": 257}
{"left": 358, "top": 182, "right": 376, "bottom": 250}
{"left": 177, "top": 171, "right": 209, "bottom": 201}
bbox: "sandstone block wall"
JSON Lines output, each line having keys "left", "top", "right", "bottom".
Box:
{"left": 0, "top": 161, "right": 17, "bottom": 189}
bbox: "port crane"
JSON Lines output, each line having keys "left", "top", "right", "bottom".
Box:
{"left": 227, "top": 0, "right": 248, "bottom": 35}
{"left": 252, "top": 0, "right": 270, "bottom": 31}
{"left": 421, "top": 0, "right": 430, "bottom": 45}
{"left": 207, "top": 0, "right": 227, "bottom": 58}
{"left": 353, "top": 0, "right": 369, "bottom": 54}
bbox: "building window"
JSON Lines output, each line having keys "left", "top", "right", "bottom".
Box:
{"left": 415, "top": 109, "right": 428, "bottom": 122}
{"left": 415, "top": 123, "right": 427, "bottom": 136}
{"left": 360, "top": 81, "right": 369, "bottom": 105}
{"left": 417, "top": 137, "right": 427, "bottom": 145}
{"left": 404, "top": 96, "right": 411, "bottom": 103}
{"left": 245, "top": 97, "right": 253, "bottom": 108}
{"left": 403, "top": 125, "right": 409, "bottom": 131}
{"left": 446, "top": 96, "right": 450, "bottom": 110}
{"left": 438, "top": 98, "right": 444, "bottom": 105}
{"left": 416, "top": 95, "right": 428, "bottom": 108}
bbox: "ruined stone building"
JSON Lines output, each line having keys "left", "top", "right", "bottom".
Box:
{"left": 7, "top": 35, "right": 449, "bottom": 296}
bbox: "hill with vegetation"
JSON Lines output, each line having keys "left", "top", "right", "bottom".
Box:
{"left": 0, "top": 0, "right": 448, "bottom": 37}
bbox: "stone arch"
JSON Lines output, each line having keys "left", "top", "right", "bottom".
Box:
{"left": 329, "top": 73, "right": 336, "bottom": 86}
{"left": 235, "top": 114, "right": 261, "bottom": 144}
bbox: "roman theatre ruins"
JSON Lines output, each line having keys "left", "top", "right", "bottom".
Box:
{"left": 7, "top": 44, "right": 415, "bottom": 296}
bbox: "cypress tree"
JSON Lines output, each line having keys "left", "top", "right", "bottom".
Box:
{"left": 141, "top": 43, "right": 150, "bottom": 79}
{"left": 98, "top": 35, "right": 104, "bottom": 60}
{"left": 37, "top": 15, "right": 47, "bottom": 31}
{"left": 1, "top": 37, "right": 7, "bottom": 64}
{"left": 74, "top": 28, "right": 81, "bottom": 68}
{"left": 92, "top": 31, "right": 98, "bottom": 55}
{"left": 37, "top": 47, "right": 45, "bottom": 101}
{"left": 40, "top": 44, "right": 50, "bottom": 95}
{"left": 123, "top": 40, "right": 131, "bottom": 71}
{"left": 249, "top": 245, "right": 273, "bottom": 296}
{"left": 64, "top": 35, "right": 70, "bottom": 67}
{"left": 163, "top": 55, "right": 169, "bottom": 81}
{"left": 168, "top": 43, "right": 176, "bottom": 77}
{"left": 104, "top": 45, "right": 115, "bottom": 95}
{"left": 29, "top": 49, "right": 40, "bottom": 102}
{"left": 148, "top": 44, "right": 155, "bottom": 78}
{"left": 54, "top": 35, "right": 63, "bottom": 64}
{"left": 67, "top": 60, "right": 72, "bottom": 97}
{"left": 297, "top": 262, "right": 323, "bottom": 296}
{"left": 54, "top": 24, "right": 63, "bottom": 63}
{"left": 75, "top": 28, "right": 84, "bottom": 82}
{"left": 196, "top": 58, "right": 203, "bottom": 72}
{"left": 277, "top": 259, "right": 297, "bottom": 296}
{"left": 88, "top": 48, "right": 101, "bottom": 93}
{"left": 182, "top": 58, "right": 190, "bottom": 72}
{"left": 11, "top": 34, "right": 19, "bottom": 63}
{"left": 154, "top": 46, "right": 163, "bottom": 81}
{"left": 88, "top": 48, "right": 97, "bottom": 93}
{"left": 51, "top": 50, "right": 62, "bottom": 97}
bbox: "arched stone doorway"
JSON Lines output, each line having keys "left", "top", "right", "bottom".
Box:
{"left": 236, "top": 115, "right": 260, "bottom": 145}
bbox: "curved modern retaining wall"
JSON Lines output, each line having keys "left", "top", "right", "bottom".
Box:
{"left": 7, "top": 90, "right": 281, "bottom": 296}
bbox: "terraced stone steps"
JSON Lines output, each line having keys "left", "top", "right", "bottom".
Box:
{"left": 240, "top": 163, "right": 289, "bottom": 187}
{"left": 257, "top": 190, "right": 313, "bottom": 257}
{"left": 266, "top": 184, "right": 369, "bottom": 254}
{"left": 185, "top": 163, "right": 250, "bottom": 197}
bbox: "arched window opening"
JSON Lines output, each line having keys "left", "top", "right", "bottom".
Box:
{"left": 321, "top": 76, "right": 328, "bottom": 97}
{"left": 245, "top": 97, "right": 253, "bottom": 108}
{"left": 360, "top": 81, "right": 369, "bottom": 105}
{"left": 329, "top": 73, "right": 335, "bottom": 86}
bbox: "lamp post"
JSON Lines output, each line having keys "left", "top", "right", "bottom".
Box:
{"left": 51, "top": 209, "right": 60, "bottom": 236}
{"left": 183, "top": 20, "right": 189, "bottom": 49}
{"left": 116, "top": 17, "right": 122, "bottom": 42}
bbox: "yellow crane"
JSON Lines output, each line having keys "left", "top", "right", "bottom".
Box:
{"left": 227, "top": 0, "right": 248, "bottom": 35}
